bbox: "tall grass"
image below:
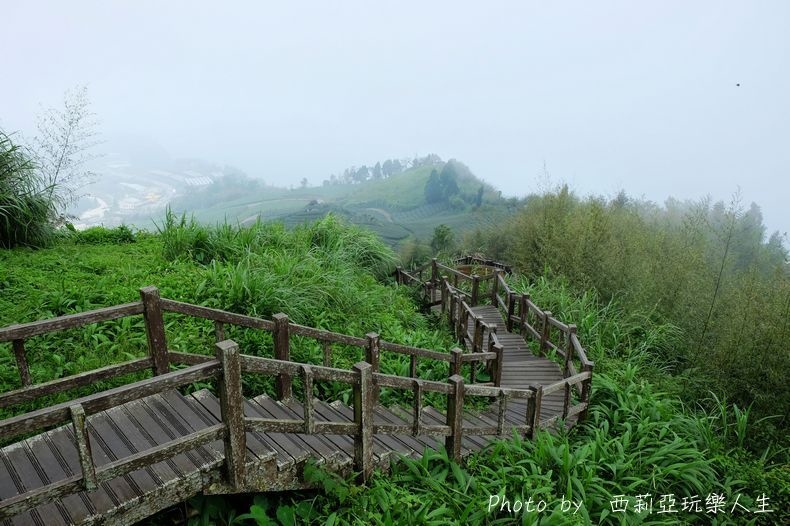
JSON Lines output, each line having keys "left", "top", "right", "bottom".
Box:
{"left": 0, "top": 130, "right": 56, "bottom": 248}
{"left": 463, "top": 187, "right": 789, "bottom": 436}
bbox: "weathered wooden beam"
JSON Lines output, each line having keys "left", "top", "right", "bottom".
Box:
{"left": 412, "top": 379, "right": 422, "bottom": 436}
{"left": 409, "top": 354, "right": 417, "bottom": 378}
{"left": 470, "top": 275, "right": 480, "bottom": 306}
{"left": 159, "top": 298, "right": 275, "bottom": 331}
{"left": 472, "top": 317, "right": 483, "bottom": 353}
{"left": 492, "top": 341, "right": 504, "bottom": 387}
{"left": 214, "top": 321, "right": 226, "bottom": 342}
{"left": 97, "top": 424, "right": 225, "bottom": 484}
{"left": 0, "top": 357, "right": 152, "bottom": 409}
{"left": 0, "top": 361, "right": 220, "bottom": 442}
{"left": 379, "top": 341, "right": 451, "bottom": 362}
{"left": 532, "top": 385, "right": 543, "bottom": 434}
{"left": 579, "top": 362, "right": 594, "bottom": 422}
{"left": 0, "top": 302, "right": 144, "bottom": 342}
{"left": 12, "top": 339, "right": 31, "bottom": 386}
{"left": 353, "top": 361, "right": 374, "bottom": 484}
{"left": 525, "top": 388, "right": 538, "bottom": 439}
{"left": 449, "top": 348, "right": 463, "bottom": 378}
{"left": 302, "top": 365, "right": 315, "bottom": 434}
{"left": 506, "top": 292, "right": 516, "bottom": 332}
{"left": 289, "top": 324, "right": 367, "bottom": 347}
{"left": 217, "top": 339, "right": 246, "bottom": 489}
{"left": 69, "top": 404, "right": 97, "bottom": 491}
{"left": 539, "top": 310, "right": 552, "bottom": 357}
{"left": 564, "top": 324, "right": 577, "bottom": 376}
{"left": 519, "top": 294, "right": 528, "bottom": 336}
{"left": 496, "top": 391, "right": 507, "bottom": 438}
{"left": 374, "top": 372, "right": 453, "bottom": 394}
{"left": 445, "top": 375, "right": 464, "bottom": 462}
{"left": 490, "top": 269, "right": 500, "bottom": 305}
{"left": 140, "top": 286, "right": 169, "bottom": 376}
{"left": 365, "top": 332, "right": 381, "bottom": 405}
{"left": 169, "top": 351, "right": 214, "bottom": 365}
{"left": 272, "top": 313, "right": 292, "bottom": 400}
{"left": 322, "top": 341, "right": 332, "bottom": 367}
{"left": 562, "top": 381, "right": 572, "bottom": 419}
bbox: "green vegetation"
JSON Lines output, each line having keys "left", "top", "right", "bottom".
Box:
{"left": 164, "top": 158, "right": 508, "bottom": 253}
{"left": 182, "top": 271, "right": 788, "bottom": 525}
{"left": 1, "top": 196, "right": 786, "bottom": 524}
{"left": 462, "top": 186, "right": 789, "bottom": 437}
{"left": 0, "top": 131, "right": 56, "bottom": 248}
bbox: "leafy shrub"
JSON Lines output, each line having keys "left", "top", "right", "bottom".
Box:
{"left": 69, "top": 225, "right": 136, "bottom": 244}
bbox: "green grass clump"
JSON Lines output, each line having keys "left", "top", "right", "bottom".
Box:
{"left": 0, "top": 131, "right": 57, "bottom": 248}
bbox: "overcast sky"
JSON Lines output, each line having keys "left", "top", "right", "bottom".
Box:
{"left": 2, "top": 1, "right": 788, "bottom": 235}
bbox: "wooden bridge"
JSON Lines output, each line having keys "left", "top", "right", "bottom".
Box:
{"left": 0, "top": 257, "right": 593, "bottom": 525}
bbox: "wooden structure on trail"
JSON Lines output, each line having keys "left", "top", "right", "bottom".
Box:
{"left": 0, "top": 258, "right": 592, "bottom": 525}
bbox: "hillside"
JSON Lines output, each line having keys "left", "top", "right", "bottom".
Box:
{"left": 1, "top": 220, "right": 786, "bottom": 524}
{"left": 161, "top": 160, "right": 512, "bottom": 248}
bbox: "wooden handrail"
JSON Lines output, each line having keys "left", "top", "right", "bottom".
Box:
{"left": 0, "top": 302, "right": 144, "bottom": 342}
{"left": 0, "top": 360, "right": 221, "bottom": 442}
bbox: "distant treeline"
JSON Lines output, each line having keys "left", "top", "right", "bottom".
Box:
{"left": 323, "top": 154, "right": 444, "bottom": 186}
{"left": 464, "top": 186, "right": 789, "bottom": 428}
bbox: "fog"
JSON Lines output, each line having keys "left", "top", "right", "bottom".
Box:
{"left": 2, "top": 1, "right": 788, "bottom": 234}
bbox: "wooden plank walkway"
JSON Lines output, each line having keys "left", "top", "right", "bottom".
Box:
{"left": 466, "top": 305, "right": 568, "bottom": 426}
{"left": 1, "top": 385, "right": 564, "bottom": 525}
{"left": 1, "top": 258, "right": 591, "bottom": 525}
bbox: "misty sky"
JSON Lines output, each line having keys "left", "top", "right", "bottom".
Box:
{"left": 2, "top": 1, "right": 788, "bottom": 235}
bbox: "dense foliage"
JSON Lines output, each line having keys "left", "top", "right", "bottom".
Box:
{"left": 0, "top": 131, "right": 56, "bottom": 248}
{"left": 1, "top": 215, "right": 786, "bottom": 525}
{"left": 464, "top": 187, "right": 789, "bottom": 434}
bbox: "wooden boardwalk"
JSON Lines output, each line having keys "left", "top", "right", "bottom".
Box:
{"left": 0, "top": 258, "right": 593, "bottom": 525}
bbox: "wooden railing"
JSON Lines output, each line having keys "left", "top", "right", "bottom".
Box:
{"left": 0, "top": 285, "right": 542, "bottom": 519}
{"left": 405, "top": 257, "right": 594, "bottom": 425}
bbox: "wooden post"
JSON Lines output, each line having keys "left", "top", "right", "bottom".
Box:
{"left": 492, "top": 341, "right": 504, "bottom": 387}
{"left": 525, "top": 388, "right": 537, "bottom": 439}
{"left": 431, "top": 258, "right": 438, "bottom": 288}
{"left": 322, "top": 341, "right": 332, "bottom": 367}
{"left": 365, "top": 332, "right": 380, "bottom": 405}
{"left": 441, "top": 279, "right": 447, "bottom": 315}
{"left": 496, "top": 391, "right": 507, "bottom": 437}
{"left": 564, "top": 325, "right": 577, "bottom": 376}
{"left": 217, "top": 339, "right": 246, "bottom": 488}
{"left": 519, "top": 294, "right": 528, "bottom": 338}
{"left": 214, "top": 321, "right": 226, "bottom": 342}
{"left": 449, "top": 293, "right": 457, "bottom": 330}
{"left": 449, "top": 348, "right": 463, "bottom": 378}
{"left": 532, "top": 385, "right": 543, "bottom": 435}
{"left": 412, "top": 379, "right": 422, "bottom": 435}
{"left": 539, "top": 310, "right": 552, "bottom": 357}
{"left": 473, "top": 317, "right": 483, "bottom": 353}
{"left": 395, "top": 266, "right": 402, "bottom": 285}
{"left": 12, "top": 339, "right": 31, "bottom": 386}
{"left": 273, "top": 313, "right": 292, "bottom": 400}
{"left": 140, "top": 286, "right": 169, "bottom": 376}
{"left": 470, "top": 275, "right": 480, "bottom": 306}
{"left": 302, "top": 365, "right": 315, "bottom": 433}
{"left": 409, "top": 355, "right": 417, "bottom": 378}
{"left": 353, "top": 361, "right": 374, "bottom": 483}
{"left": 579, "top": 362, "right": 594, "bottom": 422}
{"left": 506, "top": 292, "right": 516, "bottom": 332}
{"left": 445, "top": 374, "right": 464, "bottom": 462}
{"left": 562, "top": 381, "right": 572, "bottom": 419}
{"left": 456, "top": 297, "right": 465, "bottom": 343}
{"left": 70, "top": 404, "right": 97, "bottom": 491}
{"left": 490, "top": 269, "right": 500, "bottom": 305}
